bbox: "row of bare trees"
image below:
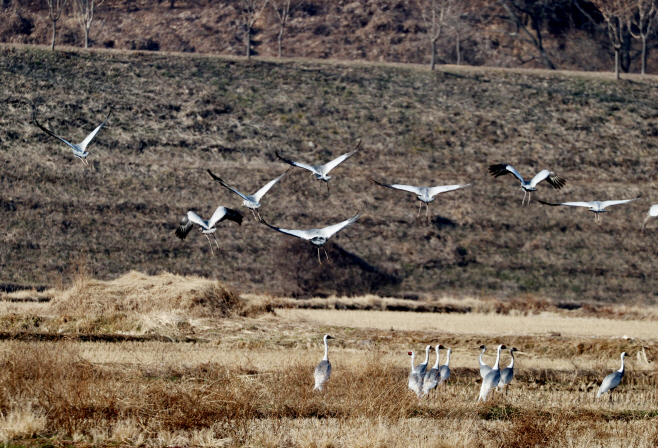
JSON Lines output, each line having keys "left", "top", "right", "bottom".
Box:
{"left": 46, "top": 0, "right": 103, "bottom": 50}
{"left": 592, "top": 0, "right": 657, "bottom": 77}
{"left": 40, "top": 0, "right": 658, "bottom": 77}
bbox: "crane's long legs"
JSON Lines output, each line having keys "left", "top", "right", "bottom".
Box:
{"left": 327, "top": 182, "right": 330, "bottom": 194}
{"left": 527, "top": 192, "right": 531, "bottom": 205}
{"left": 250, "top": 209, "right": 258, "bottom": 220}
{"left": 204, "top": 234, "right": 214, "bottom": 255}
{"left": 323, "top": 247, "right": 330, "bottom": 263}
{"left": 522, "top": 191, "right": 527, "bottom": 205}
{"left": 426, "top": 203, "right": 430, "bottom": 220}
{"left": 212, "top": 233, "right": 220, "bottom": 251}
{"left": 417, "top": 201, "right": 422, "bottom": 218}
{"left": 317, "top": 248, "right": 322, "bottom": 266}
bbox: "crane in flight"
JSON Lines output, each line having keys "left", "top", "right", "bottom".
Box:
{"left": 538, "top": 194, "right": 642, "bottom": 223}
{"left": 488, "top": 164, "right": 566, "bottom": 205}
{"left": 258, "top": 209, "right": 364, "bottom": 265}
{"left": 175, "top": 206, "right": 243, "bottom": 255}
{"left": 275, "top": 140, "right": 361, "bottom": 192}
{"left": 34, "top": 109, "right": 112, "bottom": 167}
{"left": 368, "top": 177, "right": 472, "bottom": 219}
{"left": 207, "top": 168, "right": 291, "bottom": 220}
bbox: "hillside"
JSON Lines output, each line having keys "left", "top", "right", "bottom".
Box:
{"left": 0, "top": 0, "right": 655, "bottom": 74}
{"left": 2, "top": 46, "right": 658, "bottom": 302}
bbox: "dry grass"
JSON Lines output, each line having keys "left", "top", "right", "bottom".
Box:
{"left": 0, "top": 339, "right": 657, "bottom": 447}
{"left": 280, "top": 308, "right": 658, "bottom": 339}
{"left": 4, "top": 47, "right": 658, "bottom": 302}
{"left": 50, "top": 270, "right": 242, "bottom": 318}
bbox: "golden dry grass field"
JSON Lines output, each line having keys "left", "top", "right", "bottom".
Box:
{"left": 0, "top": 273, "right": 656, "bottom": 447}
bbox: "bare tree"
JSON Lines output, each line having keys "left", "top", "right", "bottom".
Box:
{"left": 75, "top": 0, "right": 105, "bottom": 48}
{"left": 497, "top": 0, "right": 557, "bottom": 69}
{"left": 628, "top": 0, "right": 657, "bottom": 74}
{"left": 449, "top": 0, "right": 469, "bottom": 65}
{"left": 271, "top": 0, "right": 296, "bottom": 58}
{"left": 239, "top": 0, "right": 269, "bottom": 59}
{"left": 46, "top": 0, "right": 68, "bottom": 50}
{"left": 592, "top": 0, "right": 633, "bottom": 79}
{"left": 418, "top": 0, "right": 452, "bottom": 70}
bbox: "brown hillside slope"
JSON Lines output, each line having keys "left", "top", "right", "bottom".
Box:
{"left": 2, "top": 47, "right": 658, "bottom": 302}
{"left": 0, "top": 0, "right": 654, "bottom": 73}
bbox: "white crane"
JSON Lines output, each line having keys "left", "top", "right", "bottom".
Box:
{"left": 497, "top": 347, "right": 518, "bottom": 395}
{"left": 34, "top": 109, "right": 112, "bottom": 167}
{"left": 597, "top": 352, "right": 628, "bottom": 403}
{"left": 478, "top": 345, "right": 492, "bottom": 379}
{"left": 368, "top": 177, "right": 472, "bottom": 219}
{"left": 175, "top": 206, "right": 243, "bottom": 255}
{"left": 422, "top": 345, "right": 444, "bottom": 398}
{"left": 314, "top": 334, "right": 335, "bottom": 391}
{"left": 539, "top": 194, "right": 642, "bottom": 223}
{"left": 275, "top": 140, "right": 361, "bottom": 192}
{"left": 642, "top": 205, "right": 658, "bottom": 232}
{"left": 408, "top": 345, "right": 432, "bottom": 398}
{"left": 488, "top": 164, "right": 566, "bottom": 205}
{"left": 207, "top": 168, "right": 291, "bottom": 220}
{"left": 478, "top": 344, "right": 506, "bottom": 402}
{"left": 258, "top": 209, "right": 364, "bottom": 265}
{"left": 438, "top": 347, "right": 452, "bottom": 391}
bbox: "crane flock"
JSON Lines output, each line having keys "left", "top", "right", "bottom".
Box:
{"left": 32, "top": 109, "right": 644, "bottom": 401}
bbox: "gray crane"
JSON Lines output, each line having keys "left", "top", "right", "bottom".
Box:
{"left": 597, "top": 352, "right": 628, "bottom": 403}
{"left": 368, "top": 178, "right": 472, "bottom": 219}
{"left": 497, "top": 347, "right": 519, "bottom": 395}
{"left": 258, "top": 209, "right": 364, "bottom": 265}
{"left": 275, "top": 140, "right": 361, "bottom": 192}
{"left": 438, "top": 347, "right": 452, "bottom": 391}
{"left": 422, "top": 345, "right": 445, "bottom": 398}
{"left": 34, "top": 109, "right": 112, "bottom": 167}
{"left": 478, "top": 345, "right": 492, "bottom": 379}
{"left": 314, "top": 334, "right": 335, "bottom": 391}
{"left": 642, "top": 205, "right": 658, "bottom": 232}
{"left": 206, "top": 168, "right": 291, "bottom": 220}
{"left": 488, "top": 164, "right": 566, "bottom": 205}
{"left": 408, "top": 345, "right": 432, "bottom": 398}
{"left": 478, "top": 344, "right": 506, "bottom": 402}
{"left": 539, "top": 195, "right": 642, "bottom": 223}
{"left": 175, "top": 206, "right": 243, "bottom": 255}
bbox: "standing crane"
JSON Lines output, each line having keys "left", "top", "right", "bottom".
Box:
{"left": 597, "top": 352, "right": 628, "bottom": 403}
{"left": 314, "top": 334, "right": 335, "bottom": 391}
{"left": 478, "top": 344, "right": 506, "bottom": 402}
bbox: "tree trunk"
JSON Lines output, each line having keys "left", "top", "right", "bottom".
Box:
{"left": 456, "top": 29, "right": 460, "bottom": 65}
{"left": 170, "top": 0, "right": 174, "bottom": 8}
{"left": 615, "top": 48, "right": 620, "bottom": 80}
{"left": 430, "top": 39, "right": 436, "bottom": 70}
{"left": 641, "top": 35, "right": 647, "bottom": 75}
{"left": 246, "top": 24, "right": 251, "bottom": 59}
{"left": 84, "top": 26, "right": 89, "bottom": 48}
{"left": 51, "top": 19, "right": 57, "bottom": 50}
{"left": 278, "top": 27, "right": 283, "bottom": 58}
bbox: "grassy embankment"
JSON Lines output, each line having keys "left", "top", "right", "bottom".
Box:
{"left": 3, "top": 46, "right": 658, "bottom": 301}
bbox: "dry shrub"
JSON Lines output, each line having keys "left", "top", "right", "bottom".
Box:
{"left": 49, "top": 270, "right": 245, "bottom": 319}
{"left": 0, "top": 403, "right": 47, "bottom": 443}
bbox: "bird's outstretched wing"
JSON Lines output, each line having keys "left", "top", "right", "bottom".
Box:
{"left": 529, "top": 169, "right": 566, "bottom": 189}
{"left": 208, "top": 206, "right": 243, "bottom": 228}
{"left": 252, "top": 167, "right": 292, "bottom": 203}
{"left": 320, "top": 139, "right": 361, "bottom": 174}
{"left": 488, "top": 164, "right": 525, "bottom": 183}
{"left": 258, "top": 217, "right": 314, "bottom": 240}
{"left": 601, "top": 194, "right": 643, "bottom": 209}
{"left": 79, "top": 109, "right": 112, "bottom": 151}
{"left": 176, "top": 211, "right": 205, "bottom": 239}
{"left": 207, "top": 170, "right": 251, "bottom": 202}
{"left": 368, "top": 178, "right": 424, "bottom": 195}
{"left": 34, "top": 116, "right": 77, "bottom": 151}
{"left": 275, "top": 150, "right": 319, "bottom": 174}
{"left": 428, "top": 183, "right": 472, "bottom": 197}
{"left": 318, "top": 208, "right": 365, "bottom": 239}
{"left": 538, "top": 200, "right": 593, "bottom": 208}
